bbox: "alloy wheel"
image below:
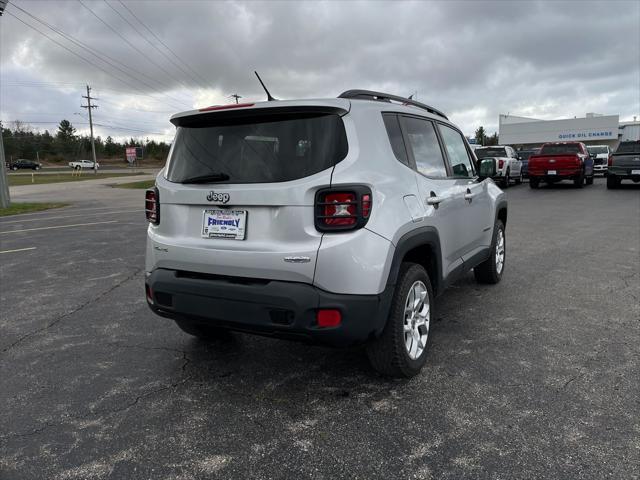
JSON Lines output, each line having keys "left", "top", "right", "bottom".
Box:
{"left": 403, "top": 281, "right": 430, "bottom": 360}
{"left": 495, "top": 228, "right": 505, "bottom": 274}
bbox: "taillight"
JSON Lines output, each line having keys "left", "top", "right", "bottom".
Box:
{"left": 145, "top": 187, "right": 159, "bottom": 225}
{"left": 315, "top": 186, "right": 372, "bottom": 232}
{"left": 607, "top": 155, "right": 613, "bottom": 167}
{"left": 498, "top": 159, "right": 504, "bottom": 169}
{"left": 362, "top": 194, "right": 371, "bottom": 218}
{"left": 323, "top": 192, "right": 356, "bottom": 226}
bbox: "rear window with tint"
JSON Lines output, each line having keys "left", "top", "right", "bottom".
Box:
{"left": 615, "top": 141, "right": 640, "bottom": 154}
{"left": 475, "top": 147, "right": 507, "bottom": 159}
{"left": 587, "top": 146, "right": 608, "bottom": 155}
{"left": 540, "top": 144, "right": 581, "bottom": 155}
{"left": 166, "top": 113, "right": 348, "bottom": 184}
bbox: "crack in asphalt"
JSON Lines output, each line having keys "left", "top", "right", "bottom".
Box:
{"left": 0, "top": 268, "right": 143, "bottom": 355}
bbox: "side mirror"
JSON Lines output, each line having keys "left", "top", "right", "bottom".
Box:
{"left": 478, "top": 158, "right": 496, "bottom": 180}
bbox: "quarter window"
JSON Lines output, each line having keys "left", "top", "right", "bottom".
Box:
{"left": 401, "top": 117, "right": 448, "bottom": 178}
{"left": 382, "top": 114, "right": 409, "bottom": 167}
{"left": 438, "top": 124, "right": 476, "bottom": 178}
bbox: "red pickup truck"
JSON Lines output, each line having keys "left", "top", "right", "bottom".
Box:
{"left": 528, "top": 142, "right": 595, "bottom": 189}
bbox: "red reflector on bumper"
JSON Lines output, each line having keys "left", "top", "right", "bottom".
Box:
{"left": 145, "top": 284, "right": 154, "bottom": 303}
{"left": 317, "top": 309, "right": 341, "bottom": 328}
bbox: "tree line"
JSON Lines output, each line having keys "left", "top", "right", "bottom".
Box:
{"left": 474, "top": 126, "right": 499, "bottom": 146}
{"left": 1, "top": 120, "right": 171, "bottom": 163}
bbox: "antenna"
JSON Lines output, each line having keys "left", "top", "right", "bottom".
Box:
{"left": 254, "top": 71, "right": 277, "bottom": 101}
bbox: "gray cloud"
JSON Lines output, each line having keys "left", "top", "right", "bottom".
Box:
{"left": 1, "top": 0, "right": 638, "bottom": 140}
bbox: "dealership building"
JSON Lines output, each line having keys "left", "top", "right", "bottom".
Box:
{"left": 498, "top": 113, "right": 640, "bottom": 150}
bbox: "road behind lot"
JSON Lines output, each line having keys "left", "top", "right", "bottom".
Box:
{"left": 1, "top": 179, "right": 639, "bottom": 479}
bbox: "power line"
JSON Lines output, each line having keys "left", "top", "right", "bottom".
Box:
{"left": 117, "top": 0, "right": 210, "bottom": 89}
{"left": 105, "top": 0, "right": 208, "bottom": 90}
{"left": 4, "top": 10, "right": 189, "bottom": 112}
{"left": 78, "top": 0, "right": 191, "bottom": 93}
{"left": 8, "top": 3, "right": 191, "bottom": 110}
{"left": 2, "top": 83, "right": 183, "bottom": 112}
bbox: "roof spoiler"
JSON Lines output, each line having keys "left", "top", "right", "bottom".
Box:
{"left": 338, "top": 89, "right": 448, "bottom": 120}
{"left": 171, "top": 104, "right": 349, "bottom": 127}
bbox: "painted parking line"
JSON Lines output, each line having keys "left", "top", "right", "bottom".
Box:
{"left": 0, "top": 247, "right": 37, "bottom": 254}
{"left": 0, "top": 209, "right": 140, "bottom": 224}
{"left": 0, "top": 220, "right": 118, "bottom": 235}
{"left": 0, "top": 204, "right": 138, "bottom": 219}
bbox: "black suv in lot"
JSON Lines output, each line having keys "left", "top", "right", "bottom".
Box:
{"left": 9, "top": 159, "right": 41, "bottom": 170}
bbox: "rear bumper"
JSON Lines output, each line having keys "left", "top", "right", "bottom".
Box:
{"left": 146, "top": 268, "right": 393, "bottom": 346}
{"left": 528, "top": 168, "right": 581, "bottom": 181}
{"left": 609, "top": 166, "right": 640, "bottom": 180}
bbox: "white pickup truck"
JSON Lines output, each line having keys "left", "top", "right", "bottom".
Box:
{"left": 68, "top": 159, "right": 99, "bottom": 170}
{"left": 474, "top": 145, "right": 523, "bottom": 188}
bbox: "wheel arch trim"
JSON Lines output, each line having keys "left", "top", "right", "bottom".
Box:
{"left": 386, "top": 227, "right": 443, "bottom": 296}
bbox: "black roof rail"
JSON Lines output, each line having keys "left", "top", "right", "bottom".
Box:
{"left": 338, "top": 89, "right": 448, "bottom": 120}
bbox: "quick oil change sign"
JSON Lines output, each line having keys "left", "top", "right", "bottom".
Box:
{"left": 558, "top": 130, "right": 615, "bottom": 140}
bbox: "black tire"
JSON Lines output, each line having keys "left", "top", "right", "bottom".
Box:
{"left": 606, "top": 175, "right": 619, "bottom": 189}
{"left": 174, "top": 319, "right": 230, "bottom": 340}
{"left": 34, "top": 166, "right": 40, "bottom": 171}
{"left": 11, "top": 166, "right": 18, "bottom": 171}
{"left": 574, "top": 170, "right": 585, "bottom": 188}
{"left": 515, "top": 171, "right": 523, "bottom": 185}
{"left": 75, "top": 165, "right": 81, "bottom": 171}
{"left": 474, "top": 220, "right": 505, "bottom": 284}
{"left": 502, "top": 170, "right": 510, "bottom": 189}
{"left": 586, "top": 174, "right": 594, "bottom": 185}
{"left": 530, "top": 178, "right": 540, "bottom": 189}
{"left": 366, "top": 262, "right": 433, "bottom": 378}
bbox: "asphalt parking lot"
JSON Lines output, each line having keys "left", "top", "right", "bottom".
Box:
{"left": 1, "top": 178, "right": 639, "bottom": 480}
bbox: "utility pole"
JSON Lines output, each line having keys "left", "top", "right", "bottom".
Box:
{"left": 0, "top": 121, "right": 10, "bottom": 208}
{"left": 81, "top": 85, "right": 98, "bottom": 174}
{"left": 229, "top": 93, "right": 242, "bottom": 104}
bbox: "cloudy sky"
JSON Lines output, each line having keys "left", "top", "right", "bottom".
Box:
{"left": 1, "top": 0, "right": 639, "bottom": 142}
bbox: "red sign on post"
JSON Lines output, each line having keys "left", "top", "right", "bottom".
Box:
{"left": 126, "top": 147, "right": 137, "bottom": 164}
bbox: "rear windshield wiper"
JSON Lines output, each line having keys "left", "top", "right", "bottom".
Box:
{"left": 181, "top": 173, "right": 230, "bottom": 184}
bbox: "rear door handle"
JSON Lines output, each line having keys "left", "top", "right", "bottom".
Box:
{"left": 426, "top": 195, "right": 443, "bottom": 206}
{"left": 464, "top": 188, "right": 477, "bottom": 202}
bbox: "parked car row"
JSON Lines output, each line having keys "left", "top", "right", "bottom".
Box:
{"left": 473, "top": 140, "right": 638, "bottom": 190}
{"left": 5, "top": 159, "right": 101, "bottom": 171}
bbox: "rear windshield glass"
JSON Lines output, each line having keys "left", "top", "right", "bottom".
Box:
{"left": 517, "top": 150, "right": 535, "bottom": 160}
{"left": 615, "top": 141, "right": 640, "bottom": 154}
{"left": 587, "top": 146, "right": 608, "bottom": 155}
{"left": 540, "top": 144, "right": 581, "bottom": 155}
{"left": 166, "top": 113, "right": 348, "bottom": 184}
{"left": 475, "top": 148, "right": 506, "bottom": 159}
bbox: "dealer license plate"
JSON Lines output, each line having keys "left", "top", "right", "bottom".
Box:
{"left": 202, "top": 209, "right": 247, "bottom": 240}
{"left": 631, "top": 169, "right": 640, "bottom": 175}
{"left": 547, "top": 170, "right": 557, "bottom": 175}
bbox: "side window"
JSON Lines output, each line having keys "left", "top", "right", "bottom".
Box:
{"left": 438, "top": 124, "right": 476, "bottom": 178}
{"left": 401, "top": 116, "right": 448, "bottom": 178}
{"left": 382, "top": 114, "right": 409, "bottom": 167}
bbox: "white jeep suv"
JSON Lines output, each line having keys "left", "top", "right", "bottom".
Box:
{"left": 145, "top": 90, "right": 508, "bottom": 377}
